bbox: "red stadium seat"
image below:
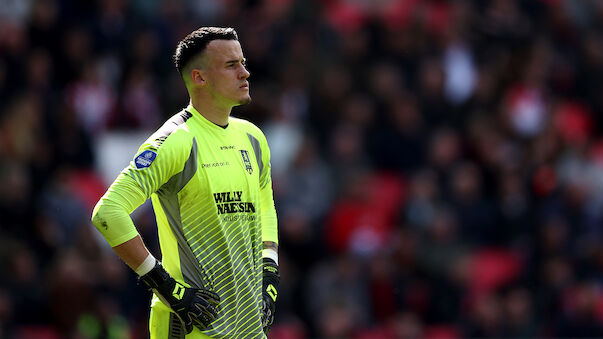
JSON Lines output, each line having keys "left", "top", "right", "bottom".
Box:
{"left": 424, "top": 325, "right": 461, "bottom": 339}
{"left": 468, "top": 248, "right": 522, "bottom": 293}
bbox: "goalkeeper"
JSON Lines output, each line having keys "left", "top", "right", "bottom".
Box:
{"left": 91, "top": 27, "right": 279, "bottom": 338}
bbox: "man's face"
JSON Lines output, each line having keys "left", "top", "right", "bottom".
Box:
{"left": 200, "top": 39, "right": 251, "bottom": 107}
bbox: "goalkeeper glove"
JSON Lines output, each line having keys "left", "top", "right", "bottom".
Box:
{"left": 261, "top": 257, "right": 280, "bottom": 333}
{"left": 140, "top": 261, "right": 220, "bottom": 334}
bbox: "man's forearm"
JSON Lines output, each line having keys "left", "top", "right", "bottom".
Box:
{"left": 113, "top": 235, "right": 152, "bottom": 271}
{"left": 263, "top": 241, "right": 278, "bottom": 251}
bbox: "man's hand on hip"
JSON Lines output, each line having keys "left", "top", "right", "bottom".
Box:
{"left": 140, "top": 261, "right": 220, "bottom": 334}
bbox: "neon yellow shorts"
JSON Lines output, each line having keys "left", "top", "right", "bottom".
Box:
{"left": 149, "top": 302, "right": 213, "bottom": 339}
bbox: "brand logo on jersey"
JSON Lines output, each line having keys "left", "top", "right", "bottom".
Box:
{"left": 240, "top": 150, "right": 253, "bottom": 174}
{"left": 134, "top": 150, "right": 157, "bottom": 169}
{"left": 213, "top": 191, "right": 256, "bottom": 215}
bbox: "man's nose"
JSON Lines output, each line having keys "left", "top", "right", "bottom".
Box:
{"left": 240, "top": 66, "right": 250, "bottom": 79}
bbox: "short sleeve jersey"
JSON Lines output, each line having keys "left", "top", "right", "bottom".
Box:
{"left": 96, "top": 104, "right": 277, "bottom": 338}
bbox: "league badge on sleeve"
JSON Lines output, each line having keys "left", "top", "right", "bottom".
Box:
{"left": 135, "top": 150, "right": 157, "bottom": 169}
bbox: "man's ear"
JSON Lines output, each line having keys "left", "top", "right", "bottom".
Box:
{"left": 191, "top": 69, "right": 206, "bottom": 86}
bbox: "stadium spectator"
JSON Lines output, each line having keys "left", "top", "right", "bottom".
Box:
{"left": 0, "top": 0, "right": 601, "bottom": 337}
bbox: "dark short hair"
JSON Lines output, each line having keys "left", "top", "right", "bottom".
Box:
{"left": 173, "top": 27, "right": 239, "bottom": 74}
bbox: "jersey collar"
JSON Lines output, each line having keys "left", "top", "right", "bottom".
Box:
{"left": 187, "top": 104, "right": 230, "bottom": 134}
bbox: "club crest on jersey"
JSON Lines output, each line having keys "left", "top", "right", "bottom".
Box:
{"left": 134, "top": 150, "right": 157, "bottom": 169}
{"left": 240, "top": 150, "right": 253, "bottom": 174}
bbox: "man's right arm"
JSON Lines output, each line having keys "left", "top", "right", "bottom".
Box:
{"left": 90, "top": 130, "right": 220, "bottom": 333}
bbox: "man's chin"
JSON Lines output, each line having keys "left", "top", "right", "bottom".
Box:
{"left": 237, "top": 96, "right": 252, "bottom": 105}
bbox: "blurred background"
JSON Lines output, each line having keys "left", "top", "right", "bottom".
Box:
{"left": 1, "top": 0, "right": 603, "bottom": 338}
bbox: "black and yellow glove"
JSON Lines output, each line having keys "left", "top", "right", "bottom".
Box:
{"left": 261, "top": 258, "right": 280, "bottom": 333}
{"left": 140, "top": 261, "right": 220, "bottom": 334}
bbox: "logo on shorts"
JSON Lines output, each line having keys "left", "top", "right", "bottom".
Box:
{"left": 134, "top": 150, "right": 157, "bottom": 169}
{"left": 240, "top": 150, "right": 253, "bottom": 175}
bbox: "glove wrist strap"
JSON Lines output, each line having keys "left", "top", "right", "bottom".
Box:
{"left": 140, "top": 261, "right": 171, "bottom": 290}
{"left": 263, "top": 258, "right": 280, "bottom": 289}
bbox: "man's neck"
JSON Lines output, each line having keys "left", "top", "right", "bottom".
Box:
{"left": 190, "top": 97, "right": 231, "bottom": 126}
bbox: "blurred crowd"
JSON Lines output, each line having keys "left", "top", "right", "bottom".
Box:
{"left": 1, "top": 0, "right": 603, "bottom": 338}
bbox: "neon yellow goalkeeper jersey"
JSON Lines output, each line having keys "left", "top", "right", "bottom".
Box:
{"left": 92, "top": 104, "right": 278, "bottom": 338}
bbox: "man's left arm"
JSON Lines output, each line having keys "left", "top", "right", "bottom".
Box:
{"left": 258, "top": 132, "right": 279, "bottom": 333}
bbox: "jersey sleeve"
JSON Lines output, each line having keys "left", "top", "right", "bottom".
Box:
{"left": 91, "top": 129, "right": 193, "bottom": 247}
{"left": 258, "top": 130, "right": 278, "bottom": 245}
